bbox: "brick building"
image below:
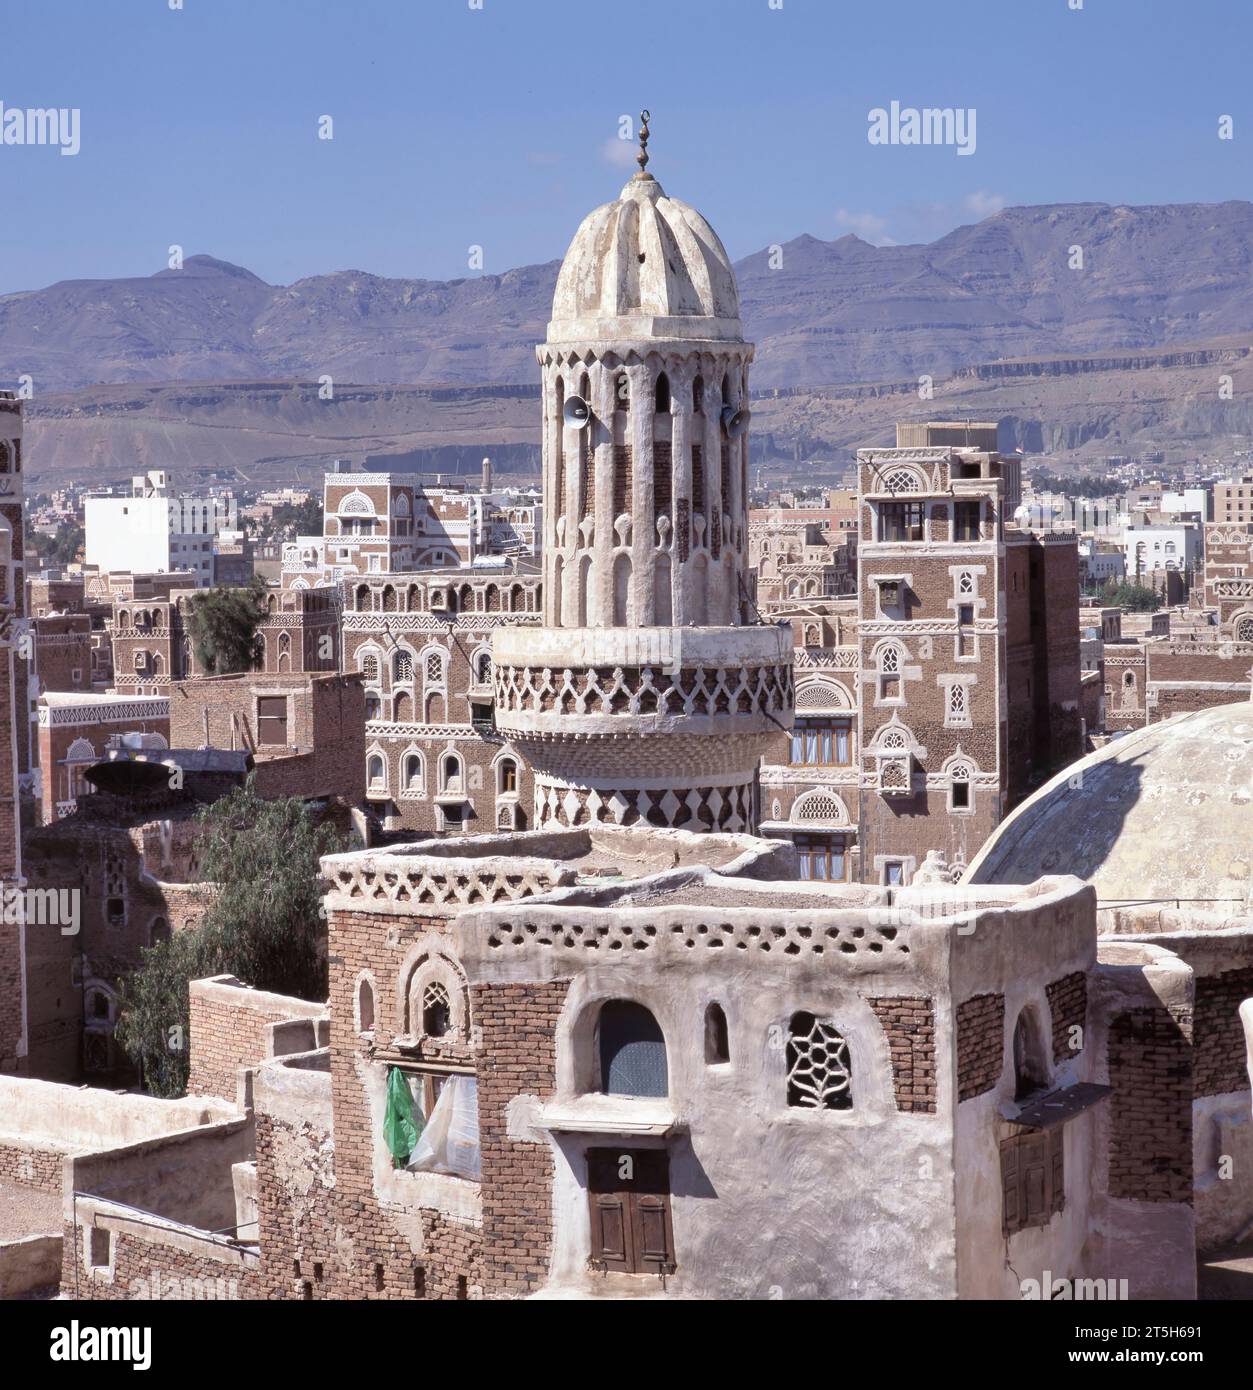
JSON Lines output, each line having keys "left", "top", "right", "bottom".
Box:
{"left": 758, "top": 423, "right": 1082, "bottom": 885}
{"left": 342, "top": 569, "right": 541, "bottom": 835}
{"left": 35, "top": 691, "right": 170, "bottom": 823}
{"left": 168, "top": 670, "right": 366, "bottom": 805}
{"left": 852, "top": 424, "right": 1079, "bottom": 884}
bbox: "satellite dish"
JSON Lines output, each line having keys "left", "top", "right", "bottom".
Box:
{"left": 563, "top": 395, "right": 592, "bottom": 429}
{"left": 721, "top": 404, "right": 750, "bottom": 438}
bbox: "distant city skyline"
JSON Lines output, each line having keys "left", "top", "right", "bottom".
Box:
{"left": 4, "top": 0, "right": 1253, "bottom": 295}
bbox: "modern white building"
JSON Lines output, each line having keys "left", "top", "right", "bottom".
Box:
{"left": 1122, "top": 521, "right": 1202, "bottom": 579}
{"left": 1159, "top": 486, "right": 1211, "bottom": 522}
{"left": 84, "top": 471, "right": 230, "bottom": 588}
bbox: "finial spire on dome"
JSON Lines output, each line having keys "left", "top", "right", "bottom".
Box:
{"left": 636, "top": 108, "right": 652, "bottom": 178}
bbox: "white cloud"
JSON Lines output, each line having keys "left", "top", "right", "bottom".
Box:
{"left": 964, "top": 190, "right": 1007, "bottom": 218}
{"left": 834, "top": 208, "right": 898, "bottom": 246}
{"left": 600, "top": 136, "right": 638, "bottom": 170}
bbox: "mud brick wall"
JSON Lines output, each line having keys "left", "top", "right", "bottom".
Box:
{"left": 0, "top": 1142, "right": 62, "bottom": 1192}
{"left": 473, "top": 979, "right": 569, "bottom": 1297}
{"left": 60, "top": 1222, "right": 264, "bottom": 1301}
{"left": 1046, "top": 971, "right": 1088, "bottom": 1063}
{"left": 1107, "top": 1004, "right": 1193, "bottom": 1204}
{"left": 868, "top": 996, "right": 937, "bottom": 1113}
{"left": 1193, "top": 967, "right": 1253, "bottom": 1099}
{"left": 955, "top": 992, "right": 1005, "bottom": 1102}
{"left": 327, "top": 908, "right": 482, "bottom": 1299}
{"left": 254, "top": 1109, "right": 339, "bottom": 1300}
{"left": 186, "top": 983, "right": 321, "bottom": 1101}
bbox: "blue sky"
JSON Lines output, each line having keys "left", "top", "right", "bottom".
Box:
{"left": 2, "top": 0, "right": 1251, "bottom": 293}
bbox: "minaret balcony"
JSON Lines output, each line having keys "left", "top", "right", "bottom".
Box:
{"left": 491, "top": 625, "right": 793, "bottom": 740}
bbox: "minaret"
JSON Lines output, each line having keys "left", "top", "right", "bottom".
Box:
{"left": 493, "top": 115, "right": 793, "bottom": 832}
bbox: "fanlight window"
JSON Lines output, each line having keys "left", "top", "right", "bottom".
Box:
{"left": 882, "top": 468, "right": 921, "bottom": 493}
{"left": 1237, "top": 617, "right": 1253, "bottom": 643}
{"left": 786, "top": 1013, "right": 852, "bottom": 1109}
{"left": 360, "top": 653, "right": 380, "bottom": 684}
{"left": 422, "top": 981, "right": 451, "bottom": 1038}
{"left": 793, "top": 792, "right": 845, "bottom": 825}
{"left": 393, "top": 650, "right": 413, "bottom": 683}
{"left": 597, "top": 1001, "right": 668, "bottom": 1098}
{"left": 425, "top": 652, "right": 444, "bottom": 685}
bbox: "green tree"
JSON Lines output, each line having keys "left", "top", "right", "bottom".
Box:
{"left": 114, "top": 779, "right": 348, "bottom": 1096}
{"left": 270, "top": 497, "right": 322, "bottom": 536}
{"left": 185, "top": 577, "right": 268, "bottom": 674}
{"left": 30, "top": 520, "right": 84, "bottom": 567}
{"left": 1100, "top": 580, "right": 1160, "bottom": 612}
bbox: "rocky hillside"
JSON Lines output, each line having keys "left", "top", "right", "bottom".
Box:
{"left": 8, "top": 201, "right": 1253, "bottom": 392}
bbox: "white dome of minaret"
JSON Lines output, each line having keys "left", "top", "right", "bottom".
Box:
{"left": 549, "top": 113, "right": 741, "bottom": 342}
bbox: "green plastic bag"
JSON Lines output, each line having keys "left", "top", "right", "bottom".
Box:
{"left": 384, "top": 1067, "right": 418, "bottom": 1166}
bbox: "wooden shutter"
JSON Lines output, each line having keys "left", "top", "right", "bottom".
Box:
{"left": 1049, "top": 1125, "right": 1065, "bottom": 1215}
{"left": 1000, "top": 1136, "right": 1021, "bottom": 1236}
{"left": 1021, "top": 1133, "right": 1051, "bottom": 1227}
{"left": 586, "top": 1148, "right": 676, "bottom": 1275}
{"left": 587, "top": 1150, "right": 633, "bottom": 1273}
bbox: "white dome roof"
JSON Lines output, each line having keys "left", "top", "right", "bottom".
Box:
{"left": 965, "top": 700, "right": 1253, "bottom": 906}
{"left": 547, "top": 173, "right": 743, "bottom": 345}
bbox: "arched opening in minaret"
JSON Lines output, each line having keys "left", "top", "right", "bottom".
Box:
{"left": 554, "top": 375, "right": 566, "bottom": 521}
{"left": 721, "top": 373, "right": 731, "bottom": 404}
{"left": 614, "top": 373, "right": 629, "bottom": 412}
{"left": 653, "top": 554, "right": 672, "bottom": 626}
{"left": 689, "top": 555, "right": 708, "bottom": 625}
{"left": 654, "top": 372, "right": 670, "bottom": 414}
{"left": 692, "top": 375, "right": 704, "bottom": 414}
{"left": 578, "top": 373, "right": 593, "bottom": 524}
{"left": 613, "top": 553, "right": 632, "bottom": 626}
{"left": 552, "top": 554, "right": 564, "bottom": 626}
{"left": 578, "top": 554, "right": 592, "bottom": 627}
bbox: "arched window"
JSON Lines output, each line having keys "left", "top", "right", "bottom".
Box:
{"left": 950, "top": 762, "right": 972, "bottom": 812}
{"left": 403, "top": 753, "right": 423, "bottom": 792}
{"left": 498, "top": 758, "right": 518, "bottom": 795}
{"left": 475, "top": 651, "right": 492, "bottom": 685}
{"left": 654, "top": 372, "right": 670, "bottom": 414}
{"left": 425, "top": 651, "right": 444, "bottom": 686}
{"left": 1237, "top": 617, "right": 1253, "bottom": 643}
{"left": 597, "top": 1000, "right": 668, "bottom": 1097}
{"left": 360, "top": 652, "right": 379, "bottom": 684}
{"left": 422, "top": 981, "right": 451, "bottom": 1038}
{"left": 393, "top": 649, "right": 413, "bottom": 683}
{"left": 704, "top": 1002, "right": 730, "bottom": 1065}
{"left": 786, "top": 1012, "right": 852, "bottom": 1109}
{"left": 367, "top": 754, "right": 386, "bottom": 790}
{"left": 1013, "top": 1008, "right": 1049, "bottom": 1101}
{"left": 358, "top": 979, "right": 375, "bottom": 1034}
{"left": 441, "top": 754, "right": 461, "bottom": 791}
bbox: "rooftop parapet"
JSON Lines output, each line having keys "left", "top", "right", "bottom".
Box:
{"left": 321, "top": 823, "right": 794, "bottom": 918}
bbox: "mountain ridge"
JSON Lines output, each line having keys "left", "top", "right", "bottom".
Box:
{"left": 7, "top": 200, "right": 1253, "bottom": 393}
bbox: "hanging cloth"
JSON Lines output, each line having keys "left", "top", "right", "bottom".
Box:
{"left": 383, "top": 1066, "right": 418, "bottom": 1166}
{"left": 408, "top": 1076, "right": 481, "bottom": 1180}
